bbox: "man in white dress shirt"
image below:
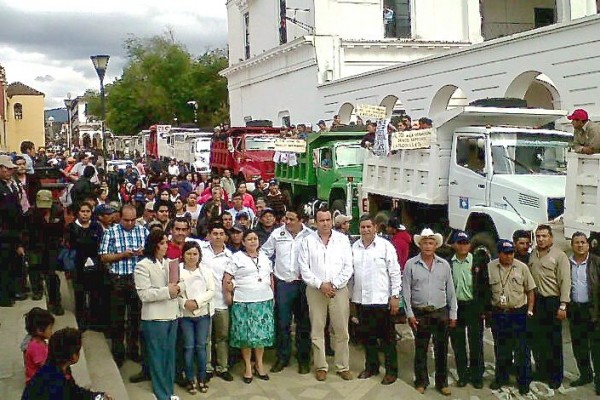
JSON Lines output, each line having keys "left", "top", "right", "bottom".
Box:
{"left": 352, "top": 215, "right": 401, "bottom": 385}
{"left": 298, "top": 209, "right": 354, "bottom": 381}
{"left": 262, "top": 208, "right": 315, "bottom": 374}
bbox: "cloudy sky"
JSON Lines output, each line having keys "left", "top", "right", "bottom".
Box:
{"left": 0, "top": 0, "right": 228, "bottom": 109}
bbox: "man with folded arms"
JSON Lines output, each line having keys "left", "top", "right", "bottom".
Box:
{"left": 403, "top": 228, "right": 457, "bottom": 396}
{"left": 299, "top": 209, "right": 353, "bottom": 382}
{"left": 352, "top": 215, "right": 401, "bottom": 385}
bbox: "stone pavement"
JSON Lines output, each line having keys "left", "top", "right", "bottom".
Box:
{"left": 122, "top": 324, "right": 596, "bottom": 400}
{"left": 2, "top": 276, "right": 598, "bottom": 400}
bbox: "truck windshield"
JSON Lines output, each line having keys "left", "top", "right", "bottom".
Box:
{"left": 491, "top": 134, "right": 569, "bottom": 175}
{"left": 336, "top": 145, "right": 365, "bottom": 167}
{"left": 245, "top": 136, "right": 277, "bottom": 151}
{"left": 194, "top": 139, "right": 212, "bottom": 152}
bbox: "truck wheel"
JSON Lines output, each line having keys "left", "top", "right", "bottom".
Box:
{"left": 470, "top": 232, "right": 497, "bottom": 258}
{"left": 331, "top": 199, "right": 346, "bottom": 218}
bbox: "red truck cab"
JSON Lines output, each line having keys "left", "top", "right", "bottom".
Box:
{"left": 210, "top": 127, "right": 281, "bottom": 182}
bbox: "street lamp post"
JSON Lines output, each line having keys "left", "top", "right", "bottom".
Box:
{"left": 187, "top": 100, "right": 198, "bottom": 125}
{"left": 90, "top": 54, "right": 110, "bottom": 165}
{"left": 63, "top": 95, "right": 73, "bottom": 153}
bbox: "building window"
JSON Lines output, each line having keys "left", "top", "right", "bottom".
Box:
{"left": 534, "top": 8, "right": 555, "bottom": 28}
{"left": 279, "top": 0, "right": 287, "bottom": 45}
{"left": 385, "top": 0, "right": 411, "bottom": 39}
{"left": 244, "top": 12, "right": 250, "bottom": 60}
{"left": 14, "top": 103, "right": 23, "bottom": 119}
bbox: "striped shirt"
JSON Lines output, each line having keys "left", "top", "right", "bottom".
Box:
{"left": 99, "top": 224, "right": 148, "bottom": 275}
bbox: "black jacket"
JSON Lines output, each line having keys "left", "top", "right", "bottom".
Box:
{"left": 446, "top": 249, "right": 491, "bottom": 315}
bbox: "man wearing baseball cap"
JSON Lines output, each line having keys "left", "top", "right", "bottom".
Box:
{"left": 334, "top": 214, "right": 352, "bottom": 235}
{"left": 568, "top": 109, "right": 600, "bottom": 154}
{"left": 0, "top": 155, "right": 23, "bottom": 306}
{"left": 488, "top": 239, "right": 536, "bottom": 395}
{"left": 448, "top": 231, "right": 489, "bottom": 389}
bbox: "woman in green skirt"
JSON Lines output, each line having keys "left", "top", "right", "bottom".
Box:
{"left": 223, "top": 229, "right": 275, "bottom": 383}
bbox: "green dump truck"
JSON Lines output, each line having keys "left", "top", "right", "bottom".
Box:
{"left": 275, "top": 131, "right": 366, "bottom": 230}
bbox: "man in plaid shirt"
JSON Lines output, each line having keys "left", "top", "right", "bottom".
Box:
{"left": 99, "top": 204, "right": 149, "bottom": 366}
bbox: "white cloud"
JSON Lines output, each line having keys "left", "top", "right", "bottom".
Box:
{"left": 0, "top": 0, "right": 228, "bottom": 109}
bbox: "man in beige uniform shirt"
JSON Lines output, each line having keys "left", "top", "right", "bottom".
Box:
{"left": 528, "top": 224, "right": 571, "bottom": 389}
{"left": 488, "top": 240, "right": 536, "bottom": 395}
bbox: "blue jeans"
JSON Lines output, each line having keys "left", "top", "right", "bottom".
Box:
{"left": 274, "top": 279, "right": 311, "bottom": 365}
{"left": 142, "top": 319, "right": 177, "bottom": 400}
{"left": 180, "top": 315, "right": 211, "bottom": 381}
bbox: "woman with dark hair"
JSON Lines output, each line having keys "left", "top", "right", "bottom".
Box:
{"left": 237, "top": 182, "right": 256, "bottom": 212}
{"left": 178, "top": 241, "right": 214, "bottom": 394}
{"left": 22, "top": 327, "right": 111, "bottom": 400}
{"left": 134, "top": 230, "right": 182, "bottom": 400}
{"left": 223, "top": 229, "right": 275, "bottom": 383}
{"left": 68, "top": 202, "right": 104, "bottom": 331}
{"left": 71, "top": 165, "right": 98, "bottom": 210}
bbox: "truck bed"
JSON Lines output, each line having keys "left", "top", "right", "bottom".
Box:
{"left": 362, "top": 145, "right": 450, "bottom": 205}
{"left": 564, "top": 152, "right": 600, "bottom": 236}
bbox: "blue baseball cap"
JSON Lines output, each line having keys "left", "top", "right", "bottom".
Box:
{"left": 95, "top": 204, "right": 115, "bottom": 215}
{"left": 133, "top": 193, "right": 147, "bottom": 203}
{"left": 452, "top": 230, "right": 470, "bottom": 243}
{"left": 497, "top": 240, "right": 515, "bottom": 253}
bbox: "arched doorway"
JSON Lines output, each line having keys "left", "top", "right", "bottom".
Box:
{"left": 505, "top": 71, "right": 560, "bottom": 109}
{"left": 337, "top": 102, "right": 355, "bottom": 124}
{"left": 429, "top": 85, "right": 469, "bottom": 119}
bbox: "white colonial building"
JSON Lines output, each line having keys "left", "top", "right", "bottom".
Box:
{"left": 221, "top": 0, "right": 600, "bottom": 126}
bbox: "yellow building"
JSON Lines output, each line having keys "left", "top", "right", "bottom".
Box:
{"left": 4, "top": 82, "right": 45, "bottom": 153}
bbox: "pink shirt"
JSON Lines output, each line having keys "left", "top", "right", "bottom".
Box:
{"left": 25, "top": 338, "right": 48, "bottom": 382}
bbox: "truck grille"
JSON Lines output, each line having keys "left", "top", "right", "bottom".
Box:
{"left": 518, "top": 193, "right": 540, "bottom": 208}
{"left": 547, "top": 197, "right": 564, "bottom": 220}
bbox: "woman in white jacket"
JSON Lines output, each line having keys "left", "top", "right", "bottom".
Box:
{"left": 134, "top": 230, "right": 181, "bottom": 400}
{"left": 178, "top": 241, "right": 214, "bottom": 394}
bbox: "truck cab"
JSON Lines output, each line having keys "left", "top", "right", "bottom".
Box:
{"left": 210, "top": 126, "right": 281, "bottom": 182}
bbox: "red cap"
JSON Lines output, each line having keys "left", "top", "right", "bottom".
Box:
{"left": 567, "top": 109, "right": 589, "bottom": 121}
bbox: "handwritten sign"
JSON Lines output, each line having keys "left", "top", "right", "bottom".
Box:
{"left": 355, "top": 104, "right": 386, "bottom": 119}
{"left": 391, "top": 129, "right": 432, "bottom": 150}
{"left": 274, "top": 138, "right": 307, "bottom": 153}
{"left": 372, "top": 120, "right": 389, "bottom": 156}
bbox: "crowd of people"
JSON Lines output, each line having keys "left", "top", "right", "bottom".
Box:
{"left": 2, "top": 134, "right": 600, "bottom": 400}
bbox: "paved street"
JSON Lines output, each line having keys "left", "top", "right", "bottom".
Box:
{"left": 1, "top": 277, "right": 597, "bottom": 400}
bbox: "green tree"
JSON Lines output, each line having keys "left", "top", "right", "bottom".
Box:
{"left": 86, "top": 33, "right": 229, "bottom": 135}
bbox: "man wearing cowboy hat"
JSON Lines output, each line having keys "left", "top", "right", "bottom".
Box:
{"left": 403, "top": 228, "right": 457, "bottom": 396}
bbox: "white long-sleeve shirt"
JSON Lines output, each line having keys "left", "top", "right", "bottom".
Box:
{"left": 199, "top": 241, "right": 233, "bottom": 310}
{"left": 351, "top": 236, "right": 402, "bottom": 305}
{"left": 298, "top": 229, "right": 353, "bottom": 290}
{"left": 261, "top": 224, "right": 316, "bottom": 282}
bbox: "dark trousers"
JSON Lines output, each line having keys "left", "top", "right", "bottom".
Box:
{"left": 531, "top": 295, "right": 563, "bottom": 386}
{"left": 358, "top": 304, "right": 398, "bottom": 376}
{"left": 450, "top": 300, "right": 484, "bottom": 383}
{"left": 142, "top": 319, "right": 177, "bottom": 400}
{"left": 0, "top": 244, "right": 17, "bottom": 305}
{"left": 569, "top": 302, "right": 597, "bottom": 380}
{"left": 412, "top": 308, "right": 449, "bottom": 388}
{"left": 109, "top": 274, "right": 141, "bottom": 358}
{"left": 274, "top": 279, "right": 311, "bottom": 365}
{"left": 29, "top": 262, "right": 61, "bottom": 307}
{"left": 491, "top": 308, "right": 531, "bottom": 387}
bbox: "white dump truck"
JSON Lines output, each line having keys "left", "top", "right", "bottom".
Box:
{"left": 564, "top": 152, "right": 600, "bottom": 249}
{"left": 360, "top": 105, "right": 572, "bottom": 255}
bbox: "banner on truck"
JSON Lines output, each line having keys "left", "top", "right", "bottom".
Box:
{"left": 355, "top": 104, "right": 387, "bottom": 119}
{"left": 372, "top": 120, "right": 390, "bottom": 157}
{"left": 157, "top": 125, "right": 172, "bottom": 137}
{"left": 274, "top": 138, "right": 307, "bottom": 153}
{"left": 391, "top": 129, "right": 432, "bottom": 150}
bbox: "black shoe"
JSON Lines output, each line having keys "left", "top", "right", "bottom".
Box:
{"left": 31, "top": 293, "right": 43, "bottom": 301}
{"left": 548, "top": 381, "right": 561, "bottom": 390}
{"left": 0, "top": 300, "right": 15, "bottom": 307}
{"left": 298, "top": 364, "right": 310, "bottom": 375}
{"left": 456, "top": 380, "right": 468, "bottom": 388}
{"left": 472, "top": 381, "right": 483, "bottom": 389}
{"left": 205, "top": 371, "right": 213, "bottom": 382}
{"left": 270, "top": 360, "right": 287, "bottom": 373}
{"left": 519, "top": 385, "right": 530, "bottom": 395}
{"left": 50, "top": 304, "right": 65, "bottom": 316}
{"left": 256, "top": 372, "right": 270, "bottom": 381}
{"left": 490, "top": 381, "right": 505, "bottom": 390}
{"left": 243, "top": 376, "right": 253, "bottom": 384}
{"left": 571, "top": 377, "right": 593, "bottom": 387}
{"left": 218, "top": 371, "right": 234, "bottom": 381}
{"left": 129, "top": 370, "right": 150, "bottom": 383}
{"left": 15, "top": 293, "right": 28, "bottom": 301}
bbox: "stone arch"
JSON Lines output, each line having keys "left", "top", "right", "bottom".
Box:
{"left": 337, "top": 102, "right": 355, "bottom": 124}
{"left": 380, "top": 95, "right": 399, "bottom": 119}
{"left": 429, "top": 85, "right": 469, "bottom": 118}
{"left": 505, "top": 71, "right": 560, "bottom": 109}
